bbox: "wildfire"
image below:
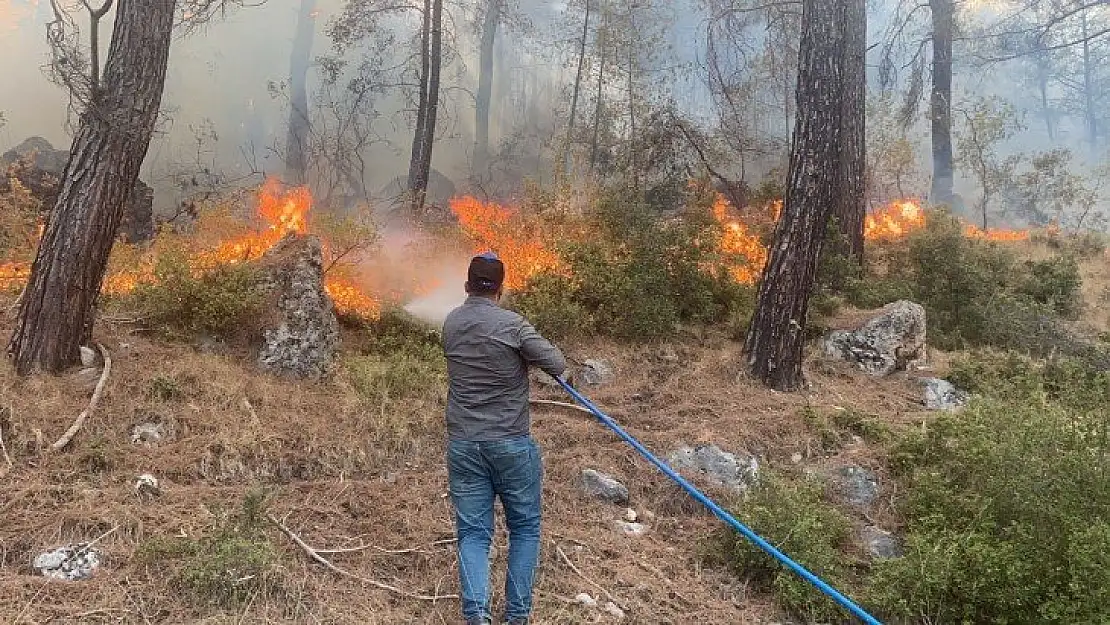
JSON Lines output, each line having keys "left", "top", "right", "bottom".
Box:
{"left": 864, "top": 200, "right": 927, "bottom": 241}
{"left": 711, "top": 194, "right": 769, "bottom": 285}
{"left": 449, "top": 196, "right": 563, "bottom": 290}
{"left": 963, "top": 223, "right": 1030, "bottom": 242}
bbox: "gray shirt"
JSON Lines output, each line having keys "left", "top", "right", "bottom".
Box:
{"left": 442, "top": 296, "right": 566, "bottom": 441}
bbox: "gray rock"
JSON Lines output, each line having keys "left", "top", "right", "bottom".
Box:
{"left": 0, "top": 136, "right": 153, "bottom": 242}
{"left": 613, "top": 520, "right": 646, "bottom": 537}
{"left": 834, "top": 465, "right": 879, "bottom": 508}
{"left": 33, "top": 545, "right": 101, "bottom": 581}
{"left": 668, "top": 444, "right": 759, "bottom": 492}
{"left": 822, "top": 300, "right": 927, "bottom": 376}
{"left": 860, "top": 525, "right": 902, "bottom": 559}
{"left": 130, "top": 422, "right": 165, "bottom": 445}
{"left": 581, "top": 359, "right": 615, "bottom": 386}
{"left": 923, "top": 377, "right": 969, "bottom": 411}
{"left": 257, "top": 234, "right": 340, "bottom": 379}
{"left": 580, "top": 469, "right": 629, "bottom": 504}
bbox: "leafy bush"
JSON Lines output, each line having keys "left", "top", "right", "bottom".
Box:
{"left": 513, "top": 191, "right": 751, "bottom": 341}
{"left": 126, "top": 250, "right": 268, "bottom": 340}
{"left": 711, "top": 473, "right": 857, "bottom": 623}
{"left": 872, "top": 357, "right": 1110, "bottom": 623}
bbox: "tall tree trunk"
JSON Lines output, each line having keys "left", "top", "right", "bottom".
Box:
{"left": 625, "top": 0, "right": 637, "bottom": 188}
{"left": 413, "top": 0, "right": 443, "bottom": 216}
{"left": 563, "top": 0, "right": 591, "bottom": 176}
{"left": 1082, "top": 9, "right": 1097, "bottom": 152}
{"left": 474, "top": 0, "right": 503, "bottom": 174}
{"left": 589, "top": 12, "right": 607, "bottom": 171}
{"left": 834, "top": 0, "right": 866, "bottom": 262}
{"left": 408, "top": 0, "right": 432, "bottom": 215}
{"left": 9, "top": 0, "right": 175, "bottom": 375}
{"left": 285, "top": 0, "right": 317, "bottom": 186}
{"left": 928, "top": 0, "right": 954, "bottom": 207}
{"left": 744, "top": 0, "right": 846, "bottom": 392}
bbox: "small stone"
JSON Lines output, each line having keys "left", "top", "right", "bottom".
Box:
{"left": 130, "top": 422, "right": 165, "bottom": 445}
{"left": 835, "top": 465, "right": 879, "bottom": 508}
{"left": 614, "top": 520, "right": 646, "bottom": 537}
{"left": 33, "top": 545, "right": 101, "bottom": 580}
{"left": 861, "top": 525, "right": 903, "bottom": 559}
{"left": 668, "top": 444, "right": 759, "bottom": 492}
{"left": 623, "top": 508, "right": 638, "bottom": 522}
{"left": 580, "top": 469, "right": 629, "bottom": 504}
{"left": 790, "top": 452, "right": 804, "bottom": 464}
{"left": 581, "top": 359, "right": 615, "bottom": 386}
{"left": 922, "top": 377, "right": 969, "bottom": 411}
{"left": 602, "top": 602, "right": 626, "bottom": 619}
{"left": 575, "top": 592, "right": 598, "bottom": 607}
{"left": 135, "top": 474, "right": 160, "bottom": 497}
{"left": 79, "top": 346, "right": 98, "bottom": 367}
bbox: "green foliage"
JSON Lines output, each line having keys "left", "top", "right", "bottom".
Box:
{"left": 138, "top": 490, "right": 278, "bottom": 608}
{"left": 513, "top": 191, "right": 751, "bottom": 341}
{"left": 871, "top": 354, "right": 1110, "bottom": 623}
{"left": 712, "top": 473, "right": 856, "bottom": 623}
{"left": 345, "top": 347, "right": 446, "bottom": 404}
{"left": 127, "top": 250, "right": 268, "bottom": 340}
{"left": 846, "top": 213, "right": 1084, "bottom": 353}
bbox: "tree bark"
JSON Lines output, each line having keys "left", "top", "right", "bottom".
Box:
{"left": 474, "top": 0, "right": 504, "bottom": 173}
{"left": 928, "top": 0, "right": 954, "bottom": 207}
{"left": 285, "top": 0, "right": 318, "bottom": 186}
{"left": 9, "top": 0, "right": 175, "bottom": 375}
{"left": 1082, "top": 9, "right": 1097, "bottom": 152}
{"left": 590, "top": 9, "right": 607, "bottom": 172}
{"left": 834, "top": 0, "right": 866, "bottom": 262}
{"left": 413, "top": 0, "right": 443, "bottom": 216}
{"left": 744, "top": 0, "right": 846, "bottom": 392}
{"left": 563, "top": 0, "right": 591, "bottom": 176}
{"left": 408, "top": 0, "right": 432, "bottom": 215}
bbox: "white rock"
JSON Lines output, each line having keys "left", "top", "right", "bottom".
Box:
{"left": 623, "top": 508, "right": 638, "bottom": 522}
{"left": 575, "top": 592, "right": 598, "bottom": 607}
{"left": 79, "top": 346, "right": 98, "bottom": 367}
{"left": 614, "top": 520, "right": 646, "bottom": 537}
{"left": 135, "top": 474, "right": 160, "bottom": 496}
{"left": 603, "top": 602, "right": 626, "bottom": 619}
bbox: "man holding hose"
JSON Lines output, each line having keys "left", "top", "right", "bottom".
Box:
{"left": 442, "top": 251, "right": 567, "bottom": 625}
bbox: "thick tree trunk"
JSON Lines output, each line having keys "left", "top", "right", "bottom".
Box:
{"left": 9, "top": 0, "right": 175, "bottom": 375}
{"left": 414, "top": 0, "right": 443, "bottom": 215}
{"left": 834, "top": 0, "right": 866, "bottom": 262}
{"left": 474, "top": 0, "right": 503, "bottom": 173}
{"left": 744, "top": 0, "right": 845, "bottom": 391}
{"left": 563, "top": 0, "right": 591, "bottom": 175}
{"left": 928, "top": 0, "right": 954, "bottom": 206}
{"left": 285, "top": 0, "right": 317, "bottom": 186}
{"left": 408, "top": 0, "right": 432, "bottom": 215}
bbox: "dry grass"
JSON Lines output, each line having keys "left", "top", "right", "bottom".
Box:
{"left": 0, "top": 293, "right": 944, "bottom": 625}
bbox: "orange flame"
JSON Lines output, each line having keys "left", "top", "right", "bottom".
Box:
{"left": 864, "top": 199, "right": 927, "bottom": 241}
{"left": 449, "top": 196, "right": 562, "bottom": 290}
{"left": 711, "top": 194, "right": 769, "bottom": 285}
{"left": 963, "top": 223, "right": 1030, "bottom": 242}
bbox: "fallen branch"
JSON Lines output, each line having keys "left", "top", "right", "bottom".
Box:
{"left": 529, "top": 399, "right": 594, "bottom": 416}
{"left": 0, "top": 407, "right": 13, "bottom": 478}
{"left": 52, "top": 343, "right": 111, "bottom": 452}
{"left": 316, "top": 537, "right": 457, "bottom": 556}
{"left": 554, "top": 543, "right": 625, "bottom": 610}
{"left": 268, "top": 515, "right": 457, "bottom": 602}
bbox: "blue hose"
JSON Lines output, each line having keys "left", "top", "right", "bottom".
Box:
{"left": 556, "top": 379, "right": 883, "bottom": 625}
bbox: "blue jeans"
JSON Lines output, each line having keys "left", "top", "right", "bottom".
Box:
{"left": 448, "top": 435, "right": 542, "bottom": 622}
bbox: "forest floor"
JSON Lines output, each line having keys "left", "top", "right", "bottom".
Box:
{"left": 0, "top": 298, "right": 945, "bottom": 625}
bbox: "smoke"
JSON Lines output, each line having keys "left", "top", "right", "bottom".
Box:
{"left": 403, "top": 272, "right": 466, "bottom": 329}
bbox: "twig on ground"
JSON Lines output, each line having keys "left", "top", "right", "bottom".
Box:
{"left": 554, "top": 543, "right": 625, "bottom": 610}
{"left": 77, "top": 524, "right": 120, "bottom": 556}
{"left": 529, "top": 399, "right": 594, "bottom": 416}
{"left": 315, "top": 537, "right": 457, "bottom": 556}
{"left": 0, "top": 412, "right": 13, "bottom": 478}
{"left": 268, "top": 515, "right": 457, "bottom": 602}
{"left": 51, "top": 343, "right": 111, "bottom": 451}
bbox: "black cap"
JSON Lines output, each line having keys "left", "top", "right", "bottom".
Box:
{"left": 467, "top": 251, "right": 504, "bottom": 293}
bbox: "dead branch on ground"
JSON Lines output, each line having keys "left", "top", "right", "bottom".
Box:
{"left": 51, "top": 343, "right": 111, "bottom": 451}
{"left": 554, "top": 542, "right": 625, "bottom": 610}
{"left": 269, "top": 515, "right": 458, "bottom": 602}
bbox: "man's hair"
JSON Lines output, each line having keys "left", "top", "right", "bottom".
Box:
{"left": 466, "top": 251, "right": 505, "bottom": 295}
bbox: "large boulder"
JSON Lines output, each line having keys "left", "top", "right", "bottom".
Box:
{"left": 256, "top": 234, "right": 339, "bottom": 378}
{"left": 668, "top": 444, "right": 759, "bottom": 493}
{"left": 822, "top": 300, "right": 927, "bottom": 375}
{"left": 0, "top": 136, "right": 154, "bottom": 242}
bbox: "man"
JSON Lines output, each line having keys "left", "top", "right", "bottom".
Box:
{"left": 442, "top": 252, "right": 567, "bottom": 625}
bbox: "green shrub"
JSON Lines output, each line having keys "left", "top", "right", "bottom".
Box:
{"left": 712, "top": 473, "right": 857, "bottom": 623}
{"left": 1017, "top": 255, "right": 1083, "bottom": 318}
{"left": 871, "top": 379, "right": 1110, "bottom": 623}
{"left": 138, "top": 490, "right": 278, "bottom": 608}
{"left": 345, "top": 346, "right": 446, "bottom": 403}
{"left": 127, "top": 250, "right": 268, "bottom": 340}
{"left": 510, "top": 272, "right": 595, "bottom": 340}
